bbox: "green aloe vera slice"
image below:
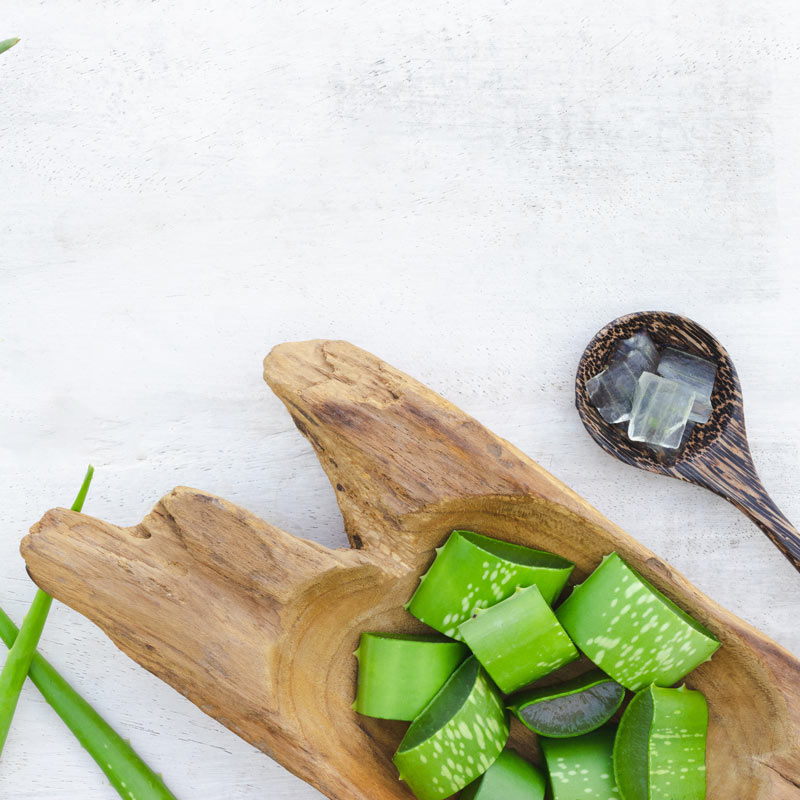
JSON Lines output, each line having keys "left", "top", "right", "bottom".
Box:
{"left": 353, "top": 632, "right": 468, "bottom": 721}
{"left": 460, "top": 748, "right": 546, "bottom": 800}
{"left": 541, "top": 727, "right": 621, "bottom": 800}
{"left": 458, "top": 585, "right": 579, "bottom": 694}
{"left": 393, "top": 656, "right": 509, "bottom": 800}
{"left": 556, "top": 553, "right": 720, "bottom": 690}
{"left": 406, "top": 530, "right": 574, "bottom": 639}
{"left": 614, "top": 684, "right": 708, "bottom": 800}
{"left": 508, "top": 668, "right": 624, "bottom": 737}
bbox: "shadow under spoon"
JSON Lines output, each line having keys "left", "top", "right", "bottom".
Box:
{"left": 575, "top": 310, "right": 800, "bottom": 573}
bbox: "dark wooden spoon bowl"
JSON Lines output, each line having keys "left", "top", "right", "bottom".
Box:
{"left": 576, "top": 310, "right": 800, "bottom": 572}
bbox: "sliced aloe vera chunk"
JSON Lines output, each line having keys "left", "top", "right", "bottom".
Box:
{"left": 508, "top": 668, "right": 624, "bottom": 737}
{"left": 556, "top": 553, "right": 720, "bottom": 690}
{"left": 460, "top": 748, "right": 546, "bottom": 800}
{"left": 458, "top": 585, "right": 579, "bottom": 693}
{"left": 393, "top": 656, "right": 509, "bottom": 800}
{"left": 354, "top": 633, "right": 468, "bottom": 721}
{"left": 406, "top": 530, "right": 574, "bottom": 639}
{"left": 541, "top": 727, "right": 620, "bottom": 799}
{"left": 614, "top": 684, "right": 708, "bottom": 800}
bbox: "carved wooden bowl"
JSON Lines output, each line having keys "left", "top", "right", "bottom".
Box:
{"left": 21, "top": 340, "right": 800, "bottom": 799}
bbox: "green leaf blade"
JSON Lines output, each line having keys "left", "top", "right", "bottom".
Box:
{"left": 0, "top": 37, "right": 20, "bottom": 55}
{"left": 0, "top": 465, "right": 95, "bottom": 755}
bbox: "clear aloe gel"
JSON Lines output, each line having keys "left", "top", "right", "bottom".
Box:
{"left": 657, "top": 347, "right": 716, "bottom": 424}
{"left": 458, "top": 585, "right": 579, "bottom": 694}
{"left": 586, "top": 362, "right": 640, "bottom": 424}
{"left": 556, "top": 553, "right": 720, "bottom": 691}
{"left": 586, "top": 330, "right": 659, "bottom": 424}
{"left": 460, "top": 748, "right": 546, "bottom": 800}
{"left": 627, "top": 373, "right": 695, "bottom": 449}
{"left": 405, "top": 530, "right": 573, "bottom": 639}
{"left": 648, "top": 421, "right": 695, "bottom": 462}
{"left": 614, "top": 684, "right": 708, "bottom": 800}
{"left": 612, "top": 330, "right": 659, "bottom": 374}
{"left": 585, "top": 330, "right": 719, "bottom": 454}
{"left": 354, "top": 633, "right": 468, "bottom": 721}
{"left": 540, "top": 726, "right": 621, "bottom": 799}
{"left": 508, "top": 668, "right": 624, "bottom": 737}
{"left": 393, "top": 657, "right": 509, "bottom": 800}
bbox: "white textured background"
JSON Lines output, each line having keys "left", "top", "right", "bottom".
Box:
{"left": 2, "top": 1, "right": 800, "bottom": 797}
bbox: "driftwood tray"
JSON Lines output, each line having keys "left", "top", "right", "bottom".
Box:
{"left": 21, "top": 340, "right": 800, "bottom": 799}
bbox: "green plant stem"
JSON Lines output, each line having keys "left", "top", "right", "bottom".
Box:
{"left": 0, "top": 591, "right": 52, "bottom": 753}
{"left": 0, "top": 606, "right": 177, "bottom": 798}
{"left": 0, "top": 37, "right": 19, "bottom": 55}
{"left": 0, "top": 465, "right": 94, "bottom": 756}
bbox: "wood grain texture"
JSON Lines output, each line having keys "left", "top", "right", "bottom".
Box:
{"left": 576, "top": 311, "right": 800, "bottom": 570}
{"left": 20, "top": 340, "right": 800, "bottom": 800}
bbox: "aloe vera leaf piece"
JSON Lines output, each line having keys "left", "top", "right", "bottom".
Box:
{"left": 508, "top": 668, "right": 624, "bottom": 737}
{"left": 556, "top": 553, "right": 720, "bottom": 690}
{"left": 457, "top": 585, "right": 579, "bottom": 694}
{"left": 393, "top": 656, "right": 509, "bottom": 800}
{"left": 541, "top": 727, "right": 621, "bottom": 800}
{"left": 406, "top": 530, "right": 574, "bottom": 640}
{"left": 460, "top": 748, "right": 546, "bottom": 800}
{"left": 614, "top": 684, "right": 708, "bottom": 800}
{"left": 353, "top": 632, "right": 468, "bottom": 721}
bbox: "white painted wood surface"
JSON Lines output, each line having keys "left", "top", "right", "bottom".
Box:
{"left": 2, "top": 1, "right": 800, "bottom": 797}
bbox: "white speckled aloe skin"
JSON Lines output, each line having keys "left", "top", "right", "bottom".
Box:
{"left": 614, "top": 684, "right": 708, "bottom": 800}
{"left": 405, "top": 530, "right": 574, "bottom": 640}
{"left": 393, "top": 657, "right": 509, "bottom": 800}
{"left": 540, "top": 726, "right": 620, "bottom": 799}
{"left": 556, "top": 553, "right": 720, "bottom": 690}
{"left": 460, "top": 748, "right": 546, "bottom": 800}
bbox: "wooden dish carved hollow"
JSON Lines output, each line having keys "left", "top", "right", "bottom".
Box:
{"left": 20, "top": 341, "right": 800, "bottom": 799}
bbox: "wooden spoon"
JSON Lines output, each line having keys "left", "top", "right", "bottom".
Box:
{"left": 19, "top": 340, "right": 800, "bottom": 799}
{"left": 576, "top": 310, "right": 800, "bottom": 572}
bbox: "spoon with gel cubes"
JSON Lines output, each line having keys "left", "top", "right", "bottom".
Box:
{"left": 576, "top": 310, "right": 800, "bottom": 573}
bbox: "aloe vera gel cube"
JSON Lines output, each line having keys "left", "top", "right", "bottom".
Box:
{"left": 611, "top": 330, "right": 659, "bottom": 379}
{"left": 587, "top": 330, "right": 659, "bottom": 424}
{"left": 393, "top": 657, "right": 509, "bottom": 800}
{"left": 557, "top": 553, "right": 719, "bottom": 691}
{"left": 460, "top": 748, "right": 546, "bottom": 800}
{"left": 586, "top": 361, "right": 640, "bottom": 424}
{"left": 458, "top": 585, "right": 579, "bottom": 694}
{"left": 614, "top": 684, "right": 708, "bottom": 800}
{"left": 613, "top": 330, "right": 658, "bottom": 366}
{"left": 354, "top": 633, "right": 468, "bottom": 721}
{"left": 657, "top": 347, "right": 716, "bottom": 424}
{"left": 406, "top": 530, "right": 573, "bottom": 639}
{"left": 541, "top": 727, "right": 621, "bottom": 799}
{"left": 628, "top": 373, "right": 694, "bottom": 449}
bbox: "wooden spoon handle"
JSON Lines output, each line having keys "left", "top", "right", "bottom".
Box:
{"left": 726, "top": 484, "right": 800, "bottom": 572}
{"left": 677, "top": 449, "right": 800, "bottom": 573}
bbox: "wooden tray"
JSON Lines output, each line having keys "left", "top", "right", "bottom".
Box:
{"left": 21, "top": 340, "right": 800, "bottom": 799}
